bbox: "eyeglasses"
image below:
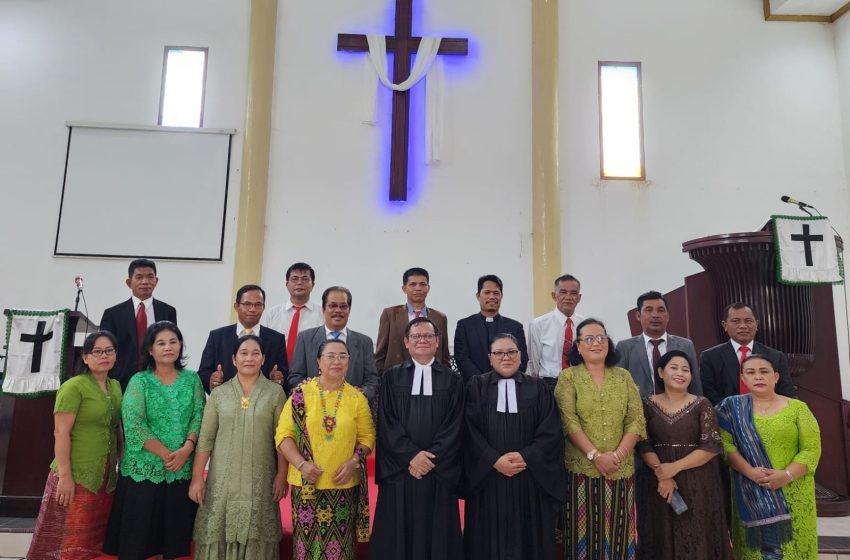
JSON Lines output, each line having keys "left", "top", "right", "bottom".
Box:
{"left": 321, "top": 353, "right": 350, "bottom": 361}
{"left": 89, "top": 348, "right": 116, "bottom": 357}
{"left": 326, "top": 303, "right": 350, "bottom": 311}
{"left": 238, "top": 302, "right": 265, "bottom": 310}
{"left": 408, "top": 333, "right": 437, "bottom": 341}
{"left": 489, "top": 350, "right": 519, "bottom": 359}
{"left": 580, "top": 335, "right": 608, "bottom": 345}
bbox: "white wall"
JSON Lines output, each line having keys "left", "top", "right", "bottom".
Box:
{"left": 560, "top": 0, "right": 850, "bottom": 390}
{"left": 263, "top": 0, "right": 533, "bottom": 343}
{"left": 4, "top": 0, "right": 850, "bottom": 387}
{"left": 0, "top": 0, "right": 250, "bottom": 367}
{"left": 831, "top": 13, "right": 850, "bottom": 397}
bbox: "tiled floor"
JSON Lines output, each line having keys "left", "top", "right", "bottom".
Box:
{"left": 0, "top": 515, "right": 847, "bottom": 559}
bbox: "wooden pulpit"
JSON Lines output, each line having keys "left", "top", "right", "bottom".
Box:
{"left": 0, "top": 311, "right": 95, "bottom": 516}
{"left": 635, "top": 221, "right": 850, "bottom": 515}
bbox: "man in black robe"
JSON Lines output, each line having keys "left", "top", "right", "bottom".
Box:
{"left": 370, "top": 317, "right": 465, "bottom": 560}
{"left": 464, "top": 333, "right": 566, "bottom": 560}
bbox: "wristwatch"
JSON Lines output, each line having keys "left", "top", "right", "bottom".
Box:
{"left": 586, "top": 449, "right": 599, "bottom": 461}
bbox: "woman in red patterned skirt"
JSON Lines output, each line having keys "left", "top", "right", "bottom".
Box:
{"left": 28, "top": 330, "right": 124, "bottom": 560}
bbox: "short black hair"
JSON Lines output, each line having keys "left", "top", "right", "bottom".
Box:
{"left": 78, "top": 330, "right": 119, "bottom": 375}
{"left": 655, "top": 349, "right": 693, "bottom": 391}
{"left": 141, "top": 321, "right": 187, "bottom": 371}
{"left": 554, "top": 274, "right": 580, "bottom": 290}
{"left": 567, "top": 318, "right": 620, "bottom": 367}
{"left": 128, "top": 258, "right": 157, "bottom": 278}
{"left": 722, "top": 302, "right": 756, "bottom": 321}
{"left": 741, "top": 353, "right": 777, "bottom": 372}
{"left": 403, "top": 268, "right": 430, "bottom": 284}
{"left": 82, "top": 330, "right": 118, "bottom": 355}
{"left": 232, "top": 334, "right": 265, "bottom": 357}
{"left": 490, "top": 332, "right": 519, "bottom": 350}
{"left": 317, "top": 339, "right": 349, "bottom": 360}
{"left": 235, "top": 284, "right": 266, "bottom": 304}
{"left": 404, "top": 317, "right": 439, "bottom": 338}
{"left": 322, "top": 286, "right": 352, "bottom": 308}
{"left": 637, "top": 291, "right": 667, "bottom": 311}
{"left": 477, "top": 274, "right": 503, "bottom": 293}
{"left": 286, "top": 262, "right": 315, "bottom": 283}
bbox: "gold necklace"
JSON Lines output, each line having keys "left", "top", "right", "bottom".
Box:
{"left": 753, "top": 395, "right": 776, "bottom": 414}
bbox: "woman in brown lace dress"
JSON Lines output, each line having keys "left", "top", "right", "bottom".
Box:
{"left": 636, "top": 350, "right": 731, "bottom": 559}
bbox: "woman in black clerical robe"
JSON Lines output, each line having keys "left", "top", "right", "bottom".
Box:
{"left": 463, "top": 333, "right": 566, "bottom": 560}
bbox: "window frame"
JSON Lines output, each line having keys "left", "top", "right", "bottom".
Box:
{"left": 597, "top": 61, "right": 646, "bottom": 181}
{"left": 158, "top": 46, "right": 209, "bottom": 128}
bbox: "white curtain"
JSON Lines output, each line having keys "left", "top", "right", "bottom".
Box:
{"left": 361, "top": 35, "right": 444, "bottom": 164}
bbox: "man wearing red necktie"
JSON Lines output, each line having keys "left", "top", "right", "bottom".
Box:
{"left": 527, "top": 274, "right": 586, "bottom": 391}
{"left": 262, "top": 262, "right": 324, "bottom": 365}
{"left": 699, "top": 302, "right": 797, "bottom": 405}
{"left": 99, "top": 258, "right": 177, "bottom": 390}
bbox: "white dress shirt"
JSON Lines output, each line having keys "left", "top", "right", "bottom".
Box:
{"left": 642, "top": 332, "right": 667, "bottom": 371}
{"left": 527, "top": 309, "right": 586, "bottom": 378}
{"left": 730, "top": 339, "right": 754, "bottom": 363}
{"left": 236, "top": 323, "right": 261, "bottom": 337}
{"left": 324, "top": 326, "right": 349, "bottom": 343}
{"left": 262, "top": 300, "right": 323, "bottom": 335}
{"left": 131, "top": 296, "right": 155, "bottom": 327}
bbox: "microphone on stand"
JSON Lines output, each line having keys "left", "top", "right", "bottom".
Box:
{"left": 74, "top": 276, "right": 84, "bottom": 312}
{"left": 780, "top": 195, "right": 814, "bottom": 209}
{"left": 780, "top": 195, "right": 815, "bottom": 217}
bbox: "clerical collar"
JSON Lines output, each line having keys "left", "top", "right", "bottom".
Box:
{"left": 482, "top": 313, "right": 499, "bottom": 323}
{"left": 497, "top": 378, "right": 518, "bottom": 413}
{"left": 411, "top": 357, "right": 435, "bottom": 396}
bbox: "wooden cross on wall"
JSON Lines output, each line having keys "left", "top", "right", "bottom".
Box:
{"left": 338, "top": 0, "right": 469, "bottom": 201}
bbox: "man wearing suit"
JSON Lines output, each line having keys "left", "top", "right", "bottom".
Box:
{"left": 100, "top": 258, "right": 177, "bottom": 390}
{"left": 454, "top": 274, "right": 528, "bottom": 382}
{"left": 700, "top": 302, "right": 796, "bottom": 405}
{"left": 527, "top": 274, "right": 586, "bottom": 391}
{"left": 288, "top": 286, "right": 380, "bottom": 401}
{"left": 375, "top": 267, "right": 450, "bottom": 374}
{"left": 616, "top": 290, "right": 702, "bottom": 398}
{"left": 197, "top": 284, "right": 288, "bottom": 393}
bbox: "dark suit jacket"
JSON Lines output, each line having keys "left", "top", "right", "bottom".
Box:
{"left": 615, "top": 334, "right": 702, "bottom": 398}
{"left": 288, "top": 326, "right": 380, "bottom": 401}
{"left": 100, "top": 297, "right": 177, "bottom": 390}
{"left": 375, "top": 304, "right": 450, "bottom": 373}
{"left": 700, "top": 340, "right": 797, "bottom": 405}
{"left": 454, "top": 313, "right": 528, "bottom": 382}
{"left": 197, "top": 324, "right": 288, "bottom": 393}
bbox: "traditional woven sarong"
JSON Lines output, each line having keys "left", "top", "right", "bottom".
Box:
{"left": 291, "top": 485, "right": 358, "bottom": 560}
{"left": 289, "top": 383, "right": 370, "bottom": 560}
{"left": 563, "top": 472, "right": 636, "bottom": 560}
{"left": 28, "top": 470, "right": 113, "bottom": 560}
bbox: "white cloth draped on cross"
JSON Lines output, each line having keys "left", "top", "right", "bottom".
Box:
{"left": 361, "top": 35, "right": 445, "bottom": 164}
{"left": 773, "top": 215, "right": 843, "bottom": 285}
{"left": 2, "top": 309, "right": 69, "bottom": 396}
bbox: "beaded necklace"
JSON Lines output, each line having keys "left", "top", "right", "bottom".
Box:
{"left": 318, "top": 379, "right": 345, "bottom": 441}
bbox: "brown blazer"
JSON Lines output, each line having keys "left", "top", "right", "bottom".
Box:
{"left": 375, "top": 304, "right": 450, "bottom": 373}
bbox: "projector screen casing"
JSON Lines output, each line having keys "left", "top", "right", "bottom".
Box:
{"left": 54, "top": 123, "right": 233, "bottom": 261}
